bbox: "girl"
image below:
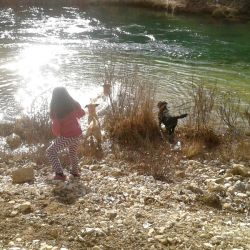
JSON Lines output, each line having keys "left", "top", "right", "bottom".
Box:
{"left": 46, "top": 87, "right": 85, "bottom": 181}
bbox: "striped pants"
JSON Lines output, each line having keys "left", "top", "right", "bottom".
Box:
{"left": 46, "top": 136, "right": 80, "bottom": 174}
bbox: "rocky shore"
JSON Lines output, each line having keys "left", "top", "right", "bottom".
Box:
{"left": 0, "top": 154, "right": 249, "bottom": 249}
{"left": 0, "top": 0, "right": 250, "bottom": 20}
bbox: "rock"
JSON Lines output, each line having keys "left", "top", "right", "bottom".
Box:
{"left": 148, "top": 228, "right": 155, "bottom": 237}
{"left": 207, "top": 180, "right": 225, "bottom": 193}
{"left": 92, "top": 246, "right": 102, "bottom": 250}
{"left": 40, "top": 243, "right": 55, "bottom": 250}
{"left": 229, "top": 164, "right": 249, "bottom": 177}
{"left": 81, "top": 227, "right": 106, "bottom": 237}
{"left": 110, "top": 168, "right": 124, "bottom": 178}
{"left": 187, "top": 184, "right": 203, "bottom": 194}
{"left": 144, "top": 196, "right": 158, "bottom": 205}
{"left": 233, "top": 180, "right": 246, "bottom": 192}
{"left": 106, "top": 210, "right": 117, "bottom": 220}
{"left": 223, "top": 203, "right": 232, "bottom": 210}
{"left": 157, "top": 226, "right": 166, "bottom": 234}
{"left": 176, "top": 170, "right": 185, "bottom": 178}
{"left": 203, "top": 242, "right": 214, "bottom": 249}
{"left": 6, "top": 133, "right": 22, "bottom": 149}
{"left": 210, "top": 235, "right": 224, "bottom": 244}
{"left": 200, "top": 193, "right": 222, "bottom": 209}
{"left": 10, "top": 210, "right": 18, "bottom": 217}
{"left": 89, "top": 165, "right": 101, "bottom": 171}
{"left": 246, "top": 183, "right": 250, "bottom": 192}
{"left": 154, "top": 234, "right": 167, "bottom": 244}
{"left": 12, "top": 166, "right": 34, "bottom": 184}
{"left": 17, "top": 201, "right": 33, "bottom": 214}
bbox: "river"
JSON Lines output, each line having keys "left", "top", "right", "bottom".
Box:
{"left": 0, "top": 5, "right": 250, "bottom": 121}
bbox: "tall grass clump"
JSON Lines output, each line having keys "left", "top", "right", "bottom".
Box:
{"left": 216, "top": 91, "right": 245, "bottom": 133}
{"left": 183, "top": 83, "right": 221, "bottom": 148}
{"left": 104, "top": 65, "right": 160, "bottom": 147}
{"left": 0, "top": 97, "right": 52, "bottom": 145}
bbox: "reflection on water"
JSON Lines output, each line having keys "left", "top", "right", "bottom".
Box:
{"left": 0, "top": 5, "right": 250, "bottom": 120}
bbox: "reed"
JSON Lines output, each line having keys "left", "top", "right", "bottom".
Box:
{"left": 104, "top": 65, "right": 160, "bottom": 147}
{"left": 0, "top": 97, "right": 52, "bottom": 145}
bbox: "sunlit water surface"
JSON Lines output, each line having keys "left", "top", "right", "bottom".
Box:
{"left": 0, "top": 6, "right": 250, "bottom": 121}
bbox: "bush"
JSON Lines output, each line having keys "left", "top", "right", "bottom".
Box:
{"left": 104, "top": 65, "right": 160, "bottom": 147}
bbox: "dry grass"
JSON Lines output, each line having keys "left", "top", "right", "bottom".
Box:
{"left": 121, "top": 145, "right": 180, "bottom": 181}
{"left": 217, "top": 137, "right": 250, "bottom": 162}
{"left": 0, "top": 98, "right": 52, "bottom": 145}
{"left": 182, "top": 126, "right": 221, "bottom": 148}
{"left": 216, "top": 91, "right": 245, "bottom": 133}
{"left": 104, "top": 66, "right": 160, "bottom": 147}
{"left": 184, "top": 140, "right": 204, "bottom": 159}
{"left": 187, "top": 83, "right": 217, "bottom": 131}
{"left": 179, "top": 83, "right": 221, "bottom": 154}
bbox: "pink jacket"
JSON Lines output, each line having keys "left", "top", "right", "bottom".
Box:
{"left": 51, "top": 105, "right": 85, "bottom": 137}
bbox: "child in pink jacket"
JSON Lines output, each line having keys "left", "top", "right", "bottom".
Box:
{"left": 46, "top": 87, "right": 85, "bottom": 181}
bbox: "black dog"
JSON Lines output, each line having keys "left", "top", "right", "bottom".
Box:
{"left": 157, "top": 101, "right": 188, "bottom": 143}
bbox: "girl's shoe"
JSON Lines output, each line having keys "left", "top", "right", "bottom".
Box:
{"left": 70, "top": 171, "right": 81, "bottom": 178}
{"left": 53, "top": 173, "right": 67, "bottom": 181}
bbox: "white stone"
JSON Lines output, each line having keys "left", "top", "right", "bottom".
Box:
{"left": 12, "top": 166, "right": 34, "bottom": 184}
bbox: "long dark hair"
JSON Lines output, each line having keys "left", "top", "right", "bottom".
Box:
{"left": 50, "top": 87, "right": 78, "bottom": 119}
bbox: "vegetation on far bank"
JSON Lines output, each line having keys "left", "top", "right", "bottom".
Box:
{"left": 0, "top": 0, "right": 250, "bottom": 20}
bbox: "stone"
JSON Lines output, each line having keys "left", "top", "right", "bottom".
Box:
{"left": 233, "top": 181, "right": 246, "bottom": 192}
{"left": 230, "top": 164, "right": 249, "bottom": 177}
{"left": 223, "top": 203, "right": 232, "bottom": 210}
{"left": 81, "top": 227, "right": 105, "bottom": 237}
{"left": 110, "top": 168, "right": 124, "bottom": 178}
{"left": 187, "top": 184, "right": 203, "bottom": 194}
{"left": 207, "top": 181, "right": 225, "bottom": 193}
{"left": 10, "top": 210, "right": 18, "bottom": 217}
{"left": 203, "top": 242, "right": 214, "bottom": 249}
{"left": 12, "top": 166, "right": 34, "bottom": 184}
{"left": 6, "top": 133, "right": 22, "bottom": 149}
{"left": 18, "top": 201, "right": 33, "bottom": 214}
{"left": 148, "top": 228, "right": 155, "bottom": 237}
{"left": 176, "top": 170, "right": 185, "bottom": 178}
{"left": 154, "top": 235, "right": 167, "bottom": 244}
{"left": 92, "top": 246, "right": 102, "bottom": 250}
{"left": 200, "top": 193, "right": 222, "bottom": 209}
{"left": 106, "top": 210, "right": 117, "bottom": 220}
{"left": 246, "top": 183, "right": 250, "bottom": 192}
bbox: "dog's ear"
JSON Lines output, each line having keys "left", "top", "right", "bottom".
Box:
{"left": 157, "top": 101, "right": 163, "bottom": 108}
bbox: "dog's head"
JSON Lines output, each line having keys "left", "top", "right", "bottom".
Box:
{"left": 157, "top": 101, "right": 168, "bottom": 110}
{"left": 85, "top": 103, "right": 99, "bottom": 115}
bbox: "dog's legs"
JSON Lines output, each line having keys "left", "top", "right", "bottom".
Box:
{"left": 93, "top": 114, "right": 101, "bottom": 127}
{"left": 168, "top": 128, "right": 175, "bottom": 144}
{"left": 159, "top": 122, "right": 165, "bottom": 140}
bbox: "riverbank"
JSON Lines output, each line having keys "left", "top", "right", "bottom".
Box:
{"left": 0, "top": 150, "right": 250, "bottom": 249}
{"left": 0, "top": 80, "right": 250, "bottom": 248}
{"left": 1, "top": 0, "right": 250, "bottom": 20}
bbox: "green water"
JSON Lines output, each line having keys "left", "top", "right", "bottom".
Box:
{"left": 0, "top": 5, "right": 250, "bottom": 119}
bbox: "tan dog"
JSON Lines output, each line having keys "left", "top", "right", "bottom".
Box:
{"left": 85, "top": 103, "right": 102, "bottom": 147}
{"left": 85, "top": 117, "right": 102, "bottom": 147}
{"left": 85, "top": 103, "right": 100, "bottom": 126}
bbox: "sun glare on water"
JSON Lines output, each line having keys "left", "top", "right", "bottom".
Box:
{"left": 10, "top": 44, "right": 62, "bottom": 110}
{"left": 12, "top": 43, "right": 102, "bottom": 115}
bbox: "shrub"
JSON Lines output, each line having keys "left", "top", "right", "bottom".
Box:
{"left": 0, "top": 97, "right": 52, "bottom": 145}
{"left": 104, "top": 65, "right": 160, "bottom": 147}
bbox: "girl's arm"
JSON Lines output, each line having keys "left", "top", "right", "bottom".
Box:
{"left": 51, "top": 118, "right": 61, "bottom": 136}
{"left": 75, "top": 104, "right": 85, "bottom": 118}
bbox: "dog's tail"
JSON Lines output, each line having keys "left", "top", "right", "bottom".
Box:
{"left": 176, "top": 113, "right": 188, "bottom": 119}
